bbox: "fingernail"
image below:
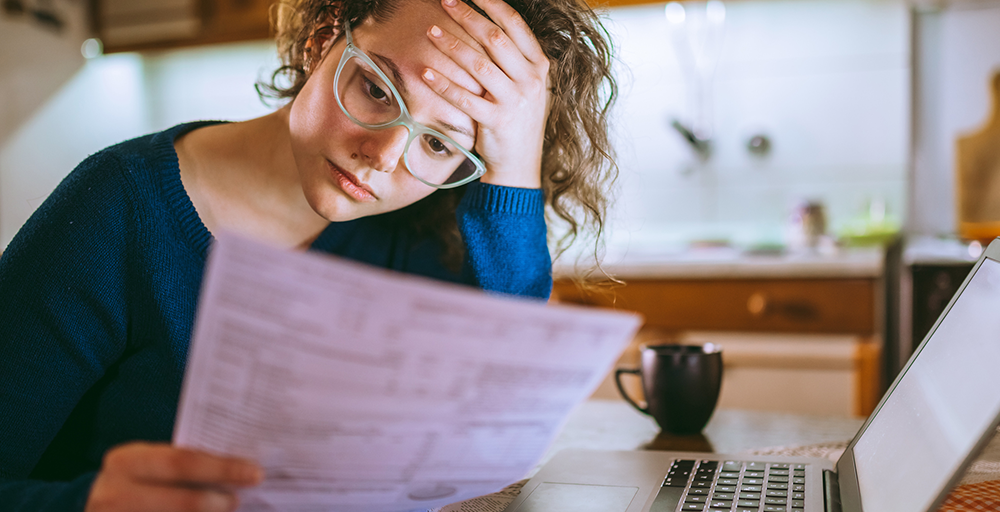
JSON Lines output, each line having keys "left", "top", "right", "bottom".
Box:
{"left": 443, "top": 0, "right": 457, "bottom": 6}
{"left": 243, "top": 465, "right": 264, "bottom": 484}
{"left": 429, "top": 25, "right": 443, "bottom": 38}
{"left": 423, "top": 69, "right": 435, "bottom": 81}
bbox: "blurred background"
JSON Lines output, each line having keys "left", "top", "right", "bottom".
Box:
{"left": 2, "top": 0, "right": 999, "bottom": 417}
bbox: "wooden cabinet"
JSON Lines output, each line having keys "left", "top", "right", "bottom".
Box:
{"left": 555, "top": 270, "right": 884, "bottom": 417}
{"left": 555, "top": 277, "right": 876, "bottom": 335}
{"left": 92, "top": 0, "right": 657, "bottom": 53}
{"left": 95, "top": 0, "right": 273, "bottom": 53}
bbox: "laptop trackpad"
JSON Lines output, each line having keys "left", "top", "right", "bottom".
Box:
{"left": 516, "top": 482, "right": 638, "bottom": 512}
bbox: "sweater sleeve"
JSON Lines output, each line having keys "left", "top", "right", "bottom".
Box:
{"left": 0, "top": 150, "right": 132, "bottom": 511}
{"left": 455, "top": 182, "right": 552, "bottom": 299}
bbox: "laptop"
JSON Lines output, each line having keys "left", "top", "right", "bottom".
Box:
{"left": 503, "top": 238, "right": 1000, "bottom": 512}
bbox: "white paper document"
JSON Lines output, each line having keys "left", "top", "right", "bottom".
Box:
{"left": 174, "top": 233, "right": 642, "bottom": 512}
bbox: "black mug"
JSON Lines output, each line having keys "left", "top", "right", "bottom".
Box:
{"left": 615, "top": 344, "right": 723, "bottom": 435}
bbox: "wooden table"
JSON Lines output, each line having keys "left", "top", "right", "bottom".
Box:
{"left": 537, "top": 399, "right": 864, "bottom": 473}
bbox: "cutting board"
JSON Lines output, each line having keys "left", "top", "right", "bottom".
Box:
{"left": 956, "top": 71, "right": 1000, "bottom": 243}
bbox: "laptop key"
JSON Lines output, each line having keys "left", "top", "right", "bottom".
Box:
{"left": 737, "top": 500, "right": 760, "bottom": 507}
{"left": 719, "top": 471, "right": 740, "bottom": 478}
{"left": 747, "top": 462, "right": 767, "bottom": 470}
{"left": 766, "top": 490, "right": 788, "bottom": 497}
{"left": 741, "top": 485, "right": 762, "bottom": 492}
{"left": 723, "top": 461, "right": 744, "bottom": 472}
{"left": 793, "top": 477, "right": 805, "bottom": 484}
{"left": 686, "top": 495, "right": 708, "bottom": 503}
{"left": 768, "top": 476, "right": 789, "bottom": 483}
{"left": 692, "top": 482, "right": 712, "bottom": 488}
{"left": 711, "top": 493, "right": 734, "bottom": 500}
{"left": 769, "top": 469, "right": 790, "bottom": 476}
{"left": 739, "top": 492, "right": 761, "bottom": 499}
{"left": 718, "top": 478, "right": 739, "bottom": 485}
{"left": 792, "top": 500, "right": 805, "bottom": 508}
{"left": 715, "top": 485, "right": 736, "bottom": 492}
{"left": 768, "top": 483, "right": 789, "bottom": 490}
{"left": 764, "top": 506, "right": 786, "bottom": 512}
{"left": 766, "top": 497, "right": 788, "bottom": 505}
{"left": 688, "top": 488, "right": 710, "bottom": 495}
{"left": 793, "top": 485, "right": 805, "bottom": 492}
{"left": 742, "top": 478, "right": 763, "bottom": 485}
{"left": 681, "top": 503, "right": 705, "bottom": 511}
{"left": 709, "top": 500, "right": 732, "bottom": 508}
{"left": 745, "top": 471, "right": 765, "bottom": 478}
{"left": 650, "top": 487, "right": 685, "bottom": 512}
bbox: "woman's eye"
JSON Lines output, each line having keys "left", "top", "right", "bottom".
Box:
{"left": 362, "top": 76, "right": 391, "bottom": 105}
{"left": 426, "top": 136, "right": 451, "bottom": 156}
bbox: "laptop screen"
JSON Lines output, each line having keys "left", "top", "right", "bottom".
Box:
{"left": 852, "top": 256, "right": 1000, "bottom": 512}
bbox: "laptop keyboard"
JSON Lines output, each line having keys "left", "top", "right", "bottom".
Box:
{"left": 664, "top": 459, "right": 807, "bottom": 512}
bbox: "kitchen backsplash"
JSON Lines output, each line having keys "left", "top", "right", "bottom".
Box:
{"left": 604, "top": 0, "right": 909, "bottom": 249}
{"left": 0, "top": 0, "right": 909, "bottom": 249}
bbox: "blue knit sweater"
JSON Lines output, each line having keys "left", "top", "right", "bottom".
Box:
{"left": 0, "top": 122, "right": 551, "bottom": 511}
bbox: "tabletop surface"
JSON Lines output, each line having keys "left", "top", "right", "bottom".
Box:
{"left": 553, "top": 246, "right": 884, "bottom": 280}
{"left": 540, "top": 399, "right": 865, "bottom": 470}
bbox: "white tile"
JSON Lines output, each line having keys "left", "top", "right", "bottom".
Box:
{"left": 604, "top": 0, "right": 910, "bottom": 238}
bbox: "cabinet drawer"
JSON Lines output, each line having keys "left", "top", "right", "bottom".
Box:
{"left": 554, "top": 278, "right": 876, "bottom": 334}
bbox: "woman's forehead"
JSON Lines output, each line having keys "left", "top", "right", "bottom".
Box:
{"left": 352, "top": 1, "right": 483, "bottom": 95}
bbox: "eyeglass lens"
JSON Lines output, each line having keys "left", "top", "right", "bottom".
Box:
{"left": 336, "top": 55, "right": 480, "bottom": 186}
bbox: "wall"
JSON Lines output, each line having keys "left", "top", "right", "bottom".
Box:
{"left": 602, "top": 0, "right": 910, "bottom": 250}
{"left": 0, "top": 24, "right": 277, "bottom": 246}
{"left": 1, "top": 0, "right": 910, "bottom": 250}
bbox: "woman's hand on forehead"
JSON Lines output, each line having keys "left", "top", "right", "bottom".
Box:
{"left": 422, "top": 0, "right": 550, "bottom": 189}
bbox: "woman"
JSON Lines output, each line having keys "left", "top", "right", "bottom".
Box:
{"left": 0, "top": 0, "right": 616, "bottom": 510}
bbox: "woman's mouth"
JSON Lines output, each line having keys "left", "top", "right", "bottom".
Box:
{"left": 327, "top": 161, "right": 376, "bottom": 202}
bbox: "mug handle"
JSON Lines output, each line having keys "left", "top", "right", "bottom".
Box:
{"left": 614, "top": 368, "right": 648, "bottom": 415}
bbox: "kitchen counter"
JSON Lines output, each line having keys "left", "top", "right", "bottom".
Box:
{"left": 554, "top": 245, "right": 885, "bottom": 280}
{"left": 552, "top": 244, "right": 887, "bottom": 417}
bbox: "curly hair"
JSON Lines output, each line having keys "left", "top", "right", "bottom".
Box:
{"left": 258, "top": 0, "right": 617, "bottom": 275}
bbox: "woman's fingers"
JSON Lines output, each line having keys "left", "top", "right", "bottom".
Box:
{"left": 421, "top": 67, "right": 492, "bottom": 122}
{"left": 435, "top": 3, "right": 531, "bottom": 82}
{"left": 106, "top": 442, "right": 262, "bottom": 487}
{"left": 427, "top": 25, "right": 514, "bottom": 105}
{"left": 442, "top": 0, "right": 547, "bottom": 67}
{"left": 89, "top": 480, "right": 238, "bottom": 512}
{"left": 86, "top": 442, "right": 263, "bottom": 512}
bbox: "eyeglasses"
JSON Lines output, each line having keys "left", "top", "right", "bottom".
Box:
{"left": 333, "top": 20, "right": 486, "bottom": 189}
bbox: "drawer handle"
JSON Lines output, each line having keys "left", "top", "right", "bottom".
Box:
{"left": 747, "top": 293, "right": 768, "bottom": 317}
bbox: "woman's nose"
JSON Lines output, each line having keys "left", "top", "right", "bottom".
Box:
{"left": 360, "top": 126, "right": 409, "bottom": 173}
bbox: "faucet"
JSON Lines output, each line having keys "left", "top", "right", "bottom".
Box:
{"left": 671, "top": 119, "right": 712, "bottom": 161}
